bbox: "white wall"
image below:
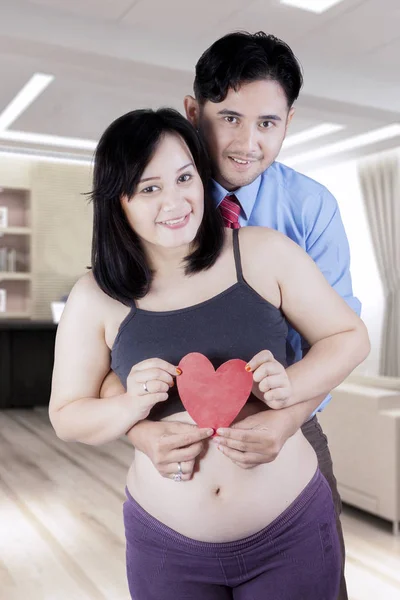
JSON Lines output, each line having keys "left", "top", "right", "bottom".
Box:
{"left": 0, "top": 154, "right": 33, "bottom": 188}
{"left": 303, "top": 160, "right": 385, "bottom": 375}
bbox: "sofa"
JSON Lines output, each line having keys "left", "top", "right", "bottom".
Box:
{"left": 318, "top": 373, "right": 400, "bottom": 535}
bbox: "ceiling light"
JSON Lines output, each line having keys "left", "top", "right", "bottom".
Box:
{"left": 0, "top": 148, "right": 93, "bottom": 166}
{"left": 0, "top": 130, "right": 97, "bottom": 151}
{"left": 0, "top": 73, "right": 54, "bottom": 132}
{"left": 284, "top": 124, "right": 400, "bottom": 166}
{"left": 283, "top": 123, "right": 344, "bottom": 149}
{"left": 280, "top": 0, "right": 345, "bottom": 14}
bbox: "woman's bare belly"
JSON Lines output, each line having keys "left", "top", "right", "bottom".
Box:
{"left": 126, "top": 403, "right": 318, "bottom": 543}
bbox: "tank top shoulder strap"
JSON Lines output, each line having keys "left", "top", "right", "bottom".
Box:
{"left": 232, "top": 228, "right": 244, "bottom": 283}
{"left": 112, "top": 301, "right": 137, "bottom": 350}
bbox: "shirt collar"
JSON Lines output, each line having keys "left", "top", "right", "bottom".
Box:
{"left": 209, "top": 175, "right": 262, "bottom": 221}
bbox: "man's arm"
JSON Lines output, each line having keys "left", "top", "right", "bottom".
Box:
{"left": 216, "top": 188, "right": 363, "bottom": 467}
{"left": 215, "top": 394, "right": 325, "bottom": 468}
{"left": 100, "top": 370, "right": 213, "bottom": 480}
{"left": 297, "top": 187, "right": 361, "bottom": 411}
{"left": 305, "top": 187, "right": 361, "bottom": 316}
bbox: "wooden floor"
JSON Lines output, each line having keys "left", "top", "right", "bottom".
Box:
{"left": 1, "top": 409, "right": 399, "bottom": 600}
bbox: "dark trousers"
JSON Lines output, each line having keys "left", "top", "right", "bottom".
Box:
{"left": 302, "top": 416, "right": 347, "bottom": 600}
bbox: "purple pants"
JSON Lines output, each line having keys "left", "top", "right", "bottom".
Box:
{"left": 123, "top": 469, "right": 341, "bottom": 600}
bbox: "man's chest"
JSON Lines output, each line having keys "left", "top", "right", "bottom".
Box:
{"left": 245, "top": 198, "right": 307, "bottom": 250}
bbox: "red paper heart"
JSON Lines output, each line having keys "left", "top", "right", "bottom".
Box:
{"left": 176, "top": 352, "right": 253, "bottom": 430}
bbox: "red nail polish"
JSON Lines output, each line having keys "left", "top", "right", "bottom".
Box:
{"left": 245, "top": 365, "right": 252, "bottom": 372}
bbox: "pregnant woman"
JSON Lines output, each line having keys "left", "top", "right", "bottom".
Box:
{"left": 49, "top": 108, "right": 370, "bottom": 600}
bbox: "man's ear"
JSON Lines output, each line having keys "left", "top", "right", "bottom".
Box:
{"left": 184, "top": 95, "right": 200, "bottom": 128}
{"left": 285, "top": 107, "right": 295, "bottom": 133}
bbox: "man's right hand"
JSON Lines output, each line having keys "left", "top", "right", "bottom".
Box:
{"left": 126, "top": 420, "right": 214, "bottom": 481}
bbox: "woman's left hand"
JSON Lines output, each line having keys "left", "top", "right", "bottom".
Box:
{"left": 247, "top": 350, "right": 292, "bottom": 409}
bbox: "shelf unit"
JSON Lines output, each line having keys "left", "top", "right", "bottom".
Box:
{"left": 0, "top": 226, "right": 32, "bottom": 235}
{"left": 0, "top": 188, "right": 32, "bottom": 319}
{"left": 0, "top": 272, "right": 32, "bottom": 281}
{"left": 0, "top": 311, "right": 32, "bottom": 319}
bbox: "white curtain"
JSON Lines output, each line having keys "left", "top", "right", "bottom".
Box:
{"left": 358, "top": 154, "right": 400, "bottom": 376}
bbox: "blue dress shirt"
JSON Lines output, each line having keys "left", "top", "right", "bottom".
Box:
{"left": 210, "top": 161, "right": 361, "bottom": 413}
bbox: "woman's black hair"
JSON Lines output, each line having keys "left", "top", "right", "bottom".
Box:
{"left": 194, "top": 31, "right": 303, "bottom": 108}
{"left": 89, "top": 108, "right": 224, "bottom": 304}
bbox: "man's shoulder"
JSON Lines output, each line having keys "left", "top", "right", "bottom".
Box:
{"left": 263, "top": 162, "right": 336, "bottom": 207}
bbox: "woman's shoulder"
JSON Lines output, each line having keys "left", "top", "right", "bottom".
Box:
{"left": 66, "top": 271, "right": 119, "bottom": 315}
{"left": 238, "top": 225, "right": 296, "bottom": 255}
{"left": 57, "top": 271, "right": 131, "bottom": 352}
{"left": 69, "top": 270, "right": 102, "bottom": 300}
{"left": 237, "top": 227, "right": 308, "bottom": 288}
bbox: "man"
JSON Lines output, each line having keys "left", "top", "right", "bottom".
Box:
{"left": 103, "top": 31, "right": 360, "bottom": 600}
{"left": 183, "top": 33, "right": 360, "bottom": 600}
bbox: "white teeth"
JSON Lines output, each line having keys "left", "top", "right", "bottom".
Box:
{"left": 231, "top": 157, "right": 249, "bottom": 164}
{"left": 161, "top": 215, "right": 186, "bottom": 225}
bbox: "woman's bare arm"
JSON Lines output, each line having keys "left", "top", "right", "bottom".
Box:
{"left": 243, "top": 228, "right": 370, "bottom": 407}
{"left": 49, "top": 274, "right": 148, "bottom": 445}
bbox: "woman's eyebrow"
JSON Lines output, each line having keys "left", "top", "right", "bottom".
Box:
{"left": 177, "top": 162, "right": 194, "bottom": 172}
{"left": 139, "top": 162, "right": 194, "bottom": 183}
{"left": 139, "top": 175, "right": 160, "bottom": 183}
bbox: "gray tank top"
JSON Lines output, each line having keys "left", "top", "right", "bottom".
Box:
{"left": 111, "top": 229, "right": 288, "bottom": 420}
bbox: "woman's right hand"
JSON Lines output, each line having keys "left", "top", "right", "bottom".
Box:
{"left": 127, "top": 420, "right": 214, "bottom": 481}
{"left": 126, "top": 358, "right": 178, "bottom": 421}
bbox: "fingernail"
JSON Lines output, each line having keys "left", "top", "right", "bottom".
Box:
{"left": 245, "top": 364, "right": 252, "bottom": 372}
{"left": 169, "top": 381, "right": 174, "bottom": 387}
{"left": 176, "top": 368, "right": 182, "bottom": 376}
{"left": 217, "top": 428, "right": 226, "bottom": 435}
{"left": 212, "top": 437, "right": 221, "bottom": 444}
{"left": 207, "top": 428, "right": 215, "bottom": 436}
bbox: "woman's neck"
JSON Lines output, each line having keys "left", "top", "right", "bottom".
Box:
{"left": 145, "top": 241, "right": 191, "bottom": 282}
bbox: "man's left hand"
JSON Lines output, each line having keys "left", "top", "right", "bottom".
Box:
{"left": 213, "top": 408, "right": 299, "bottom": 469}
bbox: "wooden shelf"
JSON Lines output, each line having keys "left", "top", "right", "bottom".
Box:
{"left": 0, "top": 272, "right": 32, "bottom": 282}
{"left": 0, "top": 311, "right": 32, "bottom": 319}
{"left": 0, "top": 227, "right": 32, "bottom": 235}
{"left": 0, "top": 188, "right": 32, "bottom": 316}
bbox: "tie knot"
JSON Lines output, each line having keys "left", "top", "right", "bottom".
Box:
{"left": 219, "top": 194, "right": 241, "bottom": 229}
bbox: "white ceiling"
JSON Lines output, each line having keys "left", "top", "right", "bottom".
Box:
{"left": 0, "top": 0, "right": 399, "bottom": 169}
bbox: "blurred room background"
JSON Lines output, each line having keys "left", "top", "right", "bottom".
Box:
{"left": 0, "top": 1, "right": 399, "bottom": 599}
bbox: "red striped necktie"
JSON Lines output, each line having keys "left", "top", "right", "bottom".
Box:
{"left": 219, "top": 194, "right": 241, "bottom": 229}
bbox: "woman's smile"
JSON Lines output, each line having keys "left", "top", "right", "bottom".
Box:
{"left": 157, "top": 212, "right": 192, "bottom": 229}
